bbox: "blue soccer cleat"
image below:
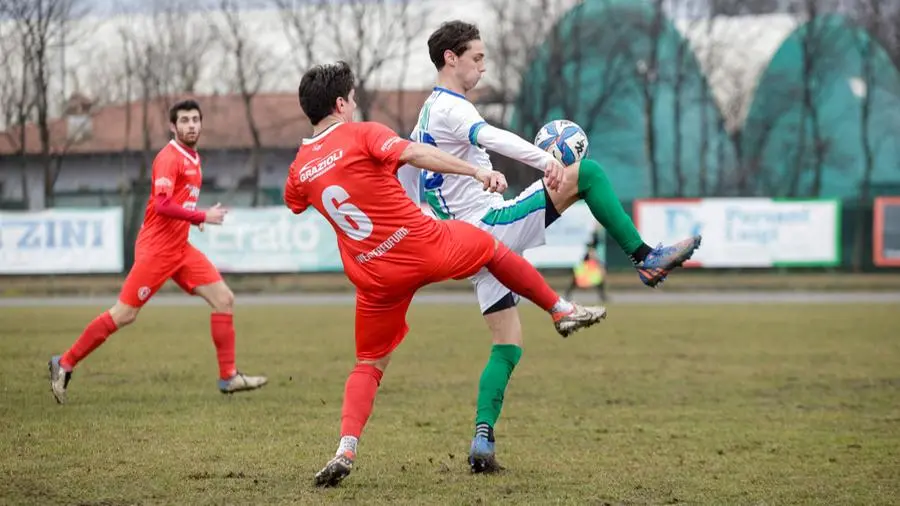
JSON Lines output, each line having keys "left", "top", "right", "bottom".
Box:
{"left": 635, "top": 235, "right": 703, "bottom": 288}
{"left": 468, "top": 434, "right": 503, "bottom": 474}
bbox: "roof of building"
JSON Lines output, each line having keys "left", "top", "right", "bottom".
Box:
{"left": 0, "top": 89, "right": 437, "bottom": 155}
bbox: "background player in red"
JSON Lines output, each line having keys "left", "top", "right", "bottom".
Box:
{"left": 48, "top": 100, "right": 268, "bottom": 404}
{"left": 285, "top": 62, "right": 608, "bottom": 487}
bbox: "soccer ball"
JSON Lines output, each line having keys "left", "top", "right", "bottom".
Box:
{"left": 534, "top": 119, "right": 589, "bottom": 166}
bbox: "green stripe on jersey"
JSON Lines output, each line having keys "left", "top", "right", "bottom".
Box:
{"left": 480, "top": 190, "right": 546, "bottom": 226}
{"left": 425, "top": 191, "right": 452, "bottom": 220}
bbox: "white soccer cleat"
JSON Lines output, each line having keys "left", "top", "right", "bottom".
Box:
{"left": 218, "top": 372, "right": 268, "bottom": 394}
{"left": 48, "top": 355, "right": 72, "bottom": 404}
{"left": 552, "top": 303, "right": 607, "bottom": 338}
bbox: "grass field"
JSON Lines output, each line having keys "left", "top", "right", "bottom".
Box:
{"left": 2, "top": 302, "right": 899, "bottom": 505}
{"left": 6, "top": 271, "right": 900, "bottom": 298}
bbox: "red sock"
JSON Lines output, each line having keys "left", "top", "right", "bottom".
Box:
{"left": 210, "top": 313, "right": 237, "bottom": 380}
{"left": 60, "top": 311, "right": 118, "bottom": 370}
{"left": 485, "top": 242, "right": 560, "bottom": 311}
{"left": 340, "top": 364, "right": 384, "bottom": 439}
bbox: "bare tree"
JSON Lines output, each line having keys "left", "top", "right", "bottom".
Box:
{"left": 790, "top": 0, "right": 819, "bottom": 196}
{"left": 90, "top": 0, "right": 218, "bottom": 261}
{"left": 374, "top": 1, "right": 428, "bottom": 136}
{"left": 851, "top": 0, "right": 884, "bottom": 270}
{"left": 709, "top": 0, "right": 784, "bottom": 14}
{"left": 666, "top": 0, "right": 716, "bottom": 197}
{"left": 0, "top": 2, "right": 35, "bottom": 208}
{"left": 156, "top": 0, "right": 216, "bottom": 95}
{"left": 216, "top": 0, "right": 273, "bottom": 207}
{"left": 9, "top": 0, "right": 86, "bottom": 208}
{"left": 474, "top": 0, "right": 577, "bottom": 190}
{"left": 784, "top": 0, "right": 854, "bottom": 197}
{"left": 670, "top": 2, "right": 712, "bottom": 197}
{"left": 697, "top": 8, "right": 716, "bottom": 196}
{"left": 483, "top": 0, "right": 567, "bottom": 126}
{"left": 484, "top": 0, "right": 632, "bottom": 135}
{"left": 851, "top": 0, "right": 900, "bottom": 68}
{"left": 273, "top": 0, "right": 325, "bottom": 75}
{"left": 487, "top": 0, "right": 634, "bottom": 190}
{"left": 113, "top": 6, "right": 172, "bottom": 259}
{"left": 322, "top": 0, "right": 422, "bottom": 122}
{"left": 500, "top": 1, "right": 677, "bottom": 195}
{"left": 98, "top": 26, "right": 139, "bottom": 210}
{"left": 634, "top": 0, "right": 666, "bottom": 197}
{"left": 507, "top": 2, "right": 633, "bottom": 127}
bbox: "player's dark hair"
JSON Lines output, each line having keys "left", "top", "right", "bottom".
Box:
{"left": 298, "top": 61, "right": 355, "bottom": 126}
{"left": 428, "top": 20, "right": 481, "bottom": 70}
{"left": 169, "top": 99, "right": 202, "bottom": 124}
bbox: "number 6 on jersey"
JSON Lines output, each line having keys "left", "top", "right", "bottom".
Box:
{"left": 322, "top": 185, "right": 374, "bottom": 241}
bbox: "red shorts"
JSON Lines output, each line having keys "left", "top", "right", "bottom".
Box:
{"left": 354, "top": 220, "right": 495, "bottom": 360}
{"left": 119, "top": 244, "right": 222, "bottom": 307}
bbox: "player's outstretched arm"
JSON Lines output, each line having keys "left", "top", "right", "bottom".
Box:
{"left": 399, "top": 143, "right": 507, "bottom": 193}
{"left": 475, "top": 124, "right": 556, "bottom": 171}
{"left": 474, "top": 124, "right": 565, "bottom": 190}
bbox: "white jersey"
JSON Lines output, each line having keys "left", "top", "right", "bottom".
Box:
{"left": 409, "top": 87, "right": 503, "bottom": 223}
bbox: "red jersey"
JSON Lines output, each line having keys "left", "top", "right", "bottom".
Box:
{"left": 284, "top": 122, "right": 444, "bottom": 290}
{"left": 136, "top": 140, "right": 203, "bottom": 258}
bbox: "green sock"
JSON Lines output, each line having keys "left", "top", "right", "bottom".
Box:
{"left": 475, "top": 344, "right": 523, "bottom": 429}
{"left": 576, "top": 158, "right": 648, "bottom": 258}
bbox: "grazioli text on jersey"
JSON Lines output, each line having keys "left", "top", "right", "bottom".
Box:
{"left": 299, "top": 149, "right": 344, "bottom": 183}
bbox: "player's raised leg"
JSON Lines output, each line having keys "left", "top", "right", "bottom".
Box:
{"left": 550, "top": 158, "right": 701, "bottom": 287}
{"left": 439, "top": 220, "right": 606, "bottom": 338}
{"left": 48, "top": 259, "right": 174, "bottom": 404}
{"left": 314, "top": 291, "right": 413, "bottom": 488}
{"left": 176, "top": 245, "right": 267, "bottom": 394}
{"left": 485, "top": 240, "right": 606, "bottom": 337}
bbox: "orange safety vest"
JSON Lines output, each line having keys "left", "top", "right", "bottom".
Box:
{"left": 574, "top": 259, "right": 605, "bottom": 288}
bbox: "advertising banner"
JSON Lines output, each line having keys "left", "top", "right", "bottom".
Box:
{"left": 633, "top": 198, "right": 841, "bottom": 267}
{"left": 0, "top": 208, "right": 124, "bottom": 274}
{"left": 873, "top": 197, "right": 900, "bottom": 267}
{"left": 190, "top": 203, "right": 607, "bottom": 273}
{"left": 189, "top": 207, "right": 342, "bottom": 273}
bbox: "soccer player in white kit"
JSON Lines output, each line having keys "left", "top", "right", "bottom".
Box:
{"left": 401, "top": 21, "right": 702, "bottom": 473}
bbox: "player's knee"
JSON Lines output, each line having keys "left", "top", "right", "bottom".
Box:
{"left": 559, "top": 161, "right": 584, "bottom": 198}
{"left": 109, "top": 302, "right": 139, "bottom": 327}
{"left": 483, "top": 305, "right": 523, "bottom": 346}
{"left": 358, "top": 354, "right": 391, "bottom": 372}
{"left": 489, "top": 325, "right": 523, "bottom": 346}
{"left": 210, "top": 286, "right": 235, "bottom": 313}
{"left": 219, "top": 289, "right": 235, "bottom": 312}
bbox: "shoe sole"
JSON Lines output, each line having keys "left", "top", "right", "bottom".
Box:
{"left": 48, "top": 359, "right": 66, "bottom": 405}
{"left": 469, "top": 454, "right": 504, "bottom": 474}
{"left": 644, "top": 236, "right": 703, "bottom": 288}
{"left": 314, "top": 465, "right": 351, "bottom": 487}
{"left": 219, "top": 378, "right": 269, "bottom": 395}
{"left": 557, "top": 307, "right": 608, "bottom": 338}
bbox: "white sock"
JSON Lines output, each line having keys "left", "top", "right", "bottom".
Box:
{"left": 336, "top": 435, "right": 358, "bottom": 456}
{"left": 551, "top": 298, "right": 574, "bottom": 313}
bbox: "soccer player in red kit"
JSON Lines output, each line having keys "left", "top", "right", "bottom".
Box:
{"left": 284, "top": 62, "right": 607, "bottom": 487}
{"left": 48, "top": 100, "right": 268, "bottom": 404}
